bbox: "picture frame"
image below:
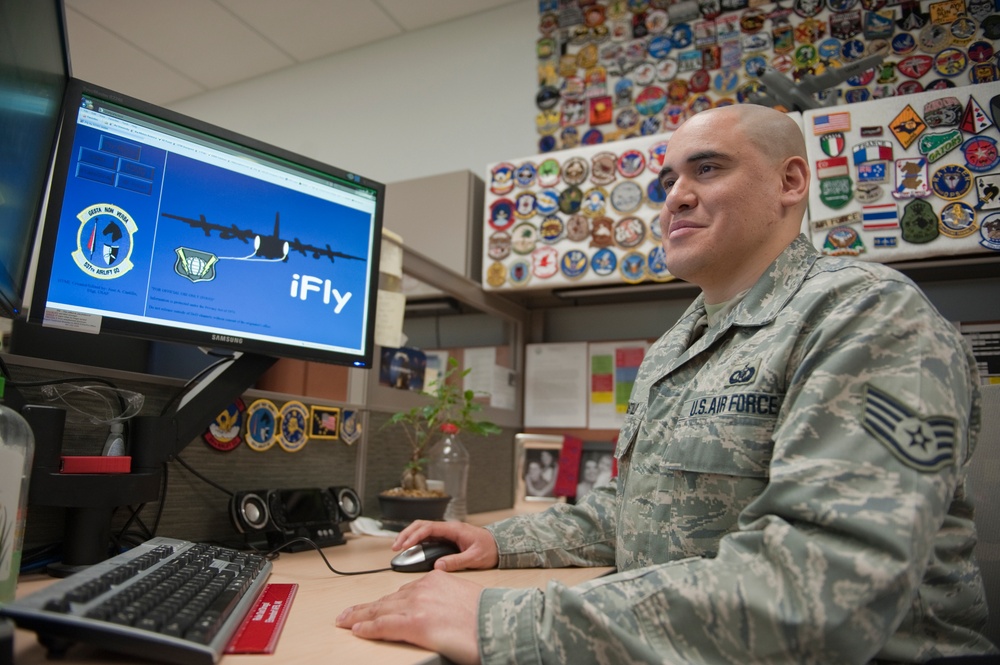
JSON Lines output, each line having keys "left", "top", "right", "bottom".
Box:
{"left": 573, "top": 440, "right": 616, "bottom": 502}
{"left": 514, "top": 433, "right": 565, "bottom": 508}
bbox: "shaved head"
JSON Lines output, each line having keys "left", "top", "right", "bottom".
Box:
{"left": 683, "top": 105, "right": 807, "bottom": 167}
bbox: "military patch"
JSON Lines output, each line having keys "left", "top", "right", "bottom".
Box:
{"left": 890, "top": 105, "right": 926, "bottom": 149}
{"left": 590, "top": 247, "right": 617, "bottom": 276}
{"left": 245, "top": 399, "right": 280, "bottom": 452}
{"left": 485, "top": 261, "right": 507, "bottom": 288}
{"left": 489, "top": 199, "right": 515, "bottom": 231}
{"left": 203, "top": 399, "right": 245, "bottom": 452}
{"left": 619, "top": 250, "right": 647, "bottom": 283}
{"left": 856, "top": 182, "right": 884, "bottom": 203}
{"left": 537, "top": 158, "right": 561, "bottom": 187}
{"left": 974, "top": 174, "right": 1000, "bottom": 211}
{"left": 820, "top": 175, "right": 853, "bottom": 209}
{"left": 647, "top": 246, "right": 671, "bottom": 281}
{"left": 923, "top": 96, "right": 962, "bottom": 127}
{"left": 514, "top": 191, "right": 537, "bottom": 219}
{"left": 174, "top": 247, "right": 217, "bottom": 283}
{"left": 340, "top": 410, "right": 362, "bottom": 446}
{"left": 931, "top": 164, "right": 973, "bottom": 200}
{"left": 488, "top": 231, "right": 511, "bottom": 260}
{"left": 590, "top": 216, "right": 615, "bottom": 248}
{"left": 980, "top": 212, "right": 1000, "bottom": 250}
{"left": 862, "top": 203, "right": 899, "bottom": 230}
{"left": 811, "top": 211, "right": 862, "bottom": 231}
{"left": 566, "top": 214, "right": 590, "bottom": 241}
{"left": 727, "top": 358, "right": 760, "bottom": 386}
{"left": 560, "top": 249, "right": 588, "bottom": 279}
{"left": 308, "top": 405, "right": 341, "bottom": 441}
{"left": 820, "top": 131, "right": 846, "bottom": 157}
{"left": 538, "top": 215, "right": 565, "bottom": 244}
{"left": 278, "top": 400, "right": 309, "bottom": 453}
{"left": 511, "top": 222, "right": 538, "bottom": 254}
{"left": 531, "top": 189, "right": 556, "bottom": 217}
{"left": 531, "top": 245, "right": 559, "bottom": 279}
{"left": 873, "top": 236, "right": 897, "bottom": 248}
{"left": 822, "top": 226, "right": 865, "bottom": 255}
{"left": 490, "top": 163, "right": 515, "bottom": 195}
{"left": 917, "top": 129, "right": 963, "bottom": 163}
{"left": 900, "top": 198, "right": 939, "bottom": 243}
{"left": 563, "top": 156, "right": 589, "bottom": 185}
{"left": 581, "top": 187, "right": 609, "bottom": 217}
{"left": 647, "top": 178, "right": 667, "bottom": 208}
{"left": 962, "top": 137, "right": 1000, "bottom": 172}
{"left": 611, "top": 181, "right": 644, "bottom": 213}
{"left": 894, "top": 158, "right": 931, "bottom": 199}
{"left": 508, "top": 259, "right": 531, "bottom": 287}
{"left": 559, "top": 186, "right": 584, "bottom": 215}
{"left": 515, "top": 162, "right": 537, "bottom": 188}
{"left": 614, "top": 217, "right": 646, "bottom": 248}
{"left": 933, "top": 48, "right": 967, "bottom": 77}
{"left": 939, "top": 201, "right": 977, "bottom": 238}
{"left": 647, "top": 141, "right": 668, "bottom": 174}
{"left": 862, "top": 383, "right": 955, "bottom": 472}
{"left": 591, "top": 152, "right": 617, "bottom": 185}
{"left": 960, "top": 96, "right": 994, "bottom": 134}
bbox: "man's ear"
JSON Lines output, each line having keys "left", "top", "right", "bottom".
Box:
{"left": 779, "top": 155, "right": 810, "bottom": 207}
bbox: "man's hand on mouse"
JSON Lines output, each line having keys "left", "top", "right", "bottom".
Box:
{"left": 336, "top": 570, "right": 483, "bottom": 665}
{"left": 392, "top": 520, "right": 499, "bottom": 571}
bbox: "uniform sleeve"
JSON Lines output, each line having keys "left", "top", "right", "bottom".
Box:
{"left": 478, "top": 276, "right": 989, "bottom": 664}
{"left": 485, "top": 484, "right": 617, "bottom": 568}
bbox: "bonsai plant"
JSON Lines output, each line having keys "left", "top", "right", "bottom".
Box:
{"left": 379, "top": 357, "right": 501, "bottom": 519}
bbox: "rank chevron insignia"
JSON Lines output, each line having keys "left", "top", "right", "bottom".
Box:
{"left": 862, "top": 384, "right": 956, "bottom": 472}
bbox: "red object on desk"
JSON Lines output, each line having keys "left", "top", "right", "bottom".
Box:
{"left": 225, "top": 583, "right": 298, "bottom": 654}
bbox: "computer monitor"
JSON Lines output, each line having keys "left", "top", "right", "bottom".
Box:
{"left": 21, "top": 78, "right": 385, "bottom": 569}
{"left": 28, "top": 78, "right": 384, "bottom": 369}
{"left": 0, "top": 0, "right": 68, "bottom": 318}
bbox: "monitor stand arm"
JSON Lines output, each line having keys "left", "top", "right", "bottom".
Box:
{"left": 130, "top": 352, "right": 277, "bottom": 471}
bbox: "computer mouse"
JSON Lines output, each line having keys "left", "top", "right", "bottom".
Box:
{"left": 390, "top": 539, "right": 461, "bottom": 572}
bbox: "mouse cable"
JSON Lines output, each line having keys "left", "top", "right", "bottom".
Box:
{"left": 264, "top": 537, "right": 392, "bottom": 576}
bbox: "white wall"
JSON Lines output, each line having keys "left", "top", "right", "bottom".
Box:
{"left": 170, "top": 0, "right": 539, "bottom": 186}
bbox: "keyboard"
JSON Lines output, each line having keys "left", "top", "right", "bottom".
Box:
{"left": 1, "top": 536, "right": 271, "bottom": 665}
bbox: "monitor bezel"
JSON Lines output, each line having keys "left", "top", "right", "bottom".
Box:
{"left": 27, "top": 77, "right": 385, "bottom": 368}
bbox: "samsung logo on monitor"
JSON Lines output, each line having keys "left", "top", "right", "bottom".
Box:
{"left": 212, "top": 334, "right": 244, "bottom": 345}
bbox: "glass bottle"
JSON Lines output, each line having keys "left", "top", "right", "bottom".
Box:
{"left": 0, "top": 400, "right": 35, "bottom": 603}
{"left": 427, "top": 423, "right": 469, "bottom": 522}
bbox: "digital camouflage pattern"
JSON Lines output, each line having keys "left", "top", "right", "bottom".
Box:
{"left": 480, "top": 236, "right": 996, "bottom": 664}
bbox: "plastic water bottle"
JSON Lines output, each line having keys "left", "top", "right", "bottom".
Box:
{"left": 0, "top": 400, "right": 35, "bottom": 603}
{"left": 427, "top": 423, "right": 469, "bottom": 522}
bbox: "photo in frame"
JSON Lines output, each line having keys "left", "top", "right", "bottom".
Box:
{"left": 555, "top": 438, "right": 616, "bottom": 502}
{"left": 514, "top": 433, "right": 565, "bottom": 507}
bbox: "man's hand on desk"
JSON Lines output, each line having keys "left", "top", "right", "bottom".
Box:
{"left": 336, "top": 570, "right": 483, "bottom": 665}
{"left": 336, "top": 521, "right": 499, "bottom": 664}
{"left": 391, "top": 520, "right": 500, "bottom": 572}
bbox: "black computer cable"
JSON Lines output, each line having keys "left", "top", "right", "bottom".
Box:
{"left": 264, "top": 537, "right": 391, "bottom": 576}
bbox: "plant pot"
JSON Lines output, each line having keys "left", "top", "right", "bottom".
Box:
{"left": 377, "top": 493, "right": 451, "bottom": 530}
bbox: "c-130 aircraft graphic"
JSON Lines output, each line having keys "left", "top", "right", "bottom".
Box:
{"left": 161, "top": 210, "right": 365, "bottom": 263}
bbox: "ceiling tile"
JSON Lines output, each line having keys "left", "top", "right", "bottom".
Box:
{"left": 65, "top": 7, "right": 206, "bottom": 105}
{"left": 66, "top": 0, "right": 295, "bottom": 89}
{"left": 377, "top": 0, "right": 522, "bottom": 31}
{"left": 216, "top": 0, "right": 403, "bottom": 63}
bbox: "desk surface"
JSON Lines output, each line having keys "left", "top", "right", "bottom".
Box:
{"left": 12, "top": 509, "right": 611, "bottom": 665}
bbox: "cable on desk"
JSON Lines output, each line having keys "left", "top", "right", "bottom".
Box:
{"left": 264, "top": 537, "right": 392, "bottom": 576}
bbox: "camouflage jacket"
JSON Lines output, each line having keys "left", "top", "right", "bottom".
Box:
{"left": 480, "top": 235, "right": 995, "bottom": 664}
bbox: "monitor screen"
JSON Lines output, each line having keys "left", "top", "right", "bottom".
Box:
{"left": 28, "top": 79, "right": 384, "bottom": 368}
{"left": 0, "top": 0, "right": 68, "bottom": 318}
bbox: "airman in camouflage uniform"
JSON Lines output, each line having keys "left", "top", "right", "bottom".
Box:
{"left": 337, "top": 105, "right": 996, "bottom": 664}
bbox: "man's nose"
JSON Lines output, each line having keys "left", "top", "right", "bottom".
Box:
{"left": 663, "top": 176, "right": 694, "bottom": 212}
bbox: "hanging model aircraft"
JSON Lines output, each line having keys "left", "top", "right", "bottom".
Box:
{"left": 161, "top": 211, "right": 365, "bottom": 263}
{"left": 748, "top": 51, "right": 887, "bottom": 113}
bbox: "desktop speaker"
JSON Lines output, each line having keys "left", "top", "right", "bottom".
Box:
{"left": 229, "top": 486, "right": 361, "bottom": 551}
